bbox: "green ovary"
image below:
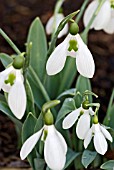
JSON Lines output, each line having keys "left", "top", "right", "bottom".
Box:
{"left": 5, "top": 73, "right": 16, "bottom": 86}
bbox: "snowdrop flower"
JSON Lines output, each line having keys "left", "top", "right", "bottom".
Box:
{"left": 83, "top": 0, "right": 114, "bottom": 34}
{"left": 62, "top": 105, "right": 95, "bottom": 139}
{"left": 20, "top": 124, "right": 67, "bottom": 170}
{"left": 0, "top": 62, "right": 26, "bottom": 119}
{"left": 84, "top": 123, "right": 113, "bottom": 155}
{"left": 46, "top": 13, "right": 68, "bottom": 38}
{"left": 46, "top": 32, "right": 95, "bottom": 78}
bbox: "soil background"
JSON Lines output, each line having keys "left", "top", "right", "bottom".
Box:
{"left": 0, "top": 0, "right": 114, "bottom": 169}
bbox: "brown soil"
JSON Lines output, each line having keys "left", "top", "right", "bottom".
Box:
{"left": 0, "top": 0, "right": 114, "bottom": 169}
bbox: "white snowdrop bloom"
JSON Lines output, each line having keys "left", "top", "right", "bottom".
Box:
{"left": 46, "top": 13, "right": 68, "bottom": 38}
{"left": 46, "top": 33, "right": 95, "bottom": 78}
{"left": 0, "top": 66, "right": 26, "bottom": 119}
{"left": 83, "top": 0, "right": 114, "bottom": 34}
{"left": 62, "top": 106, "right": 95, "bottom": 139}
{"left": 84, "top": 123, "right": 113, "bottom": 155}
{"left": 20, "top": 124, "right": 67, "bottom": 170}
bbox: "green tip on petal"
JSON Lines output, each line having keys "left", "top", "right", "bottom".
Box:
{"left": 5, "top": 73, "right": 16, "bottom": 86}
{"left": 68, "top": 40, "right": 78, "bottom": 52}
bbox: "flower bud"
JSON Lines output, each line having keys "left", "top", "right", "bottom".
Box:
{"left": 44, "top": 109, "right": 54, "bottom": 125}
{"left": 82, "top": 100, "right": 89, "bottom": 110}
{"left": 13, "top": 53, "right": 25, "bottom": 69}
{"left": 93, "top": 114, "right": 98, "bottom": 124}
{"left": 69, "top": 22, "right": 79, "bottom": 35}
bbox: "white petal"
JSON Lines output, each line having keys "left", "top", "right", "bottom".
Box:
{"left": 84, "top": 128, "right": 93, "bottom": 148}
{"left": 8, "top": 71, "right": 26, "bottom": 119}
{"left": 20, "top": 128, "right": 43, "bottom": 160}
{"left": 93, "top": 124, "right": 108, "bottom": 155}
{"left": 94, "top": 0, "right": 111, "bottom": 30}
{"left": 100, "top": 125, "right": 113, "bottom": 142}
{"left": 103, "top": 10, "right": 114, "bottom": 34}
{"left": 46, "top": 14, "right": 68, "bottom": 38}
{"left": 76, "top": 112, "right": 90, "bottom": 139}
{"left": 46, "top": 37, "right": 68, "bottom": 75}
{"left": 83, "top": 0, "right": 111, "bottom": 30}
{"left": 89, "top": 107, "right": 95, "bottom": 116}
{"left": 83, "top": 0, "right": 98, "bottom": 29}
{"left": 76, "top": 34, "right": 95, "bottom": 78}
{"left": 62, "top": 107, "right": 81, "bottom": 129}
{"left": 44, "top": 125, "right": 67, "bottom": 170}
{"left": 0, "top": 66, "right": 14, "bottom": 91}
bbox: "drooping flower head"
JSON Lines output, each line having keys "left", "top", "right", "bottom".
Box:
{"left": 46, "top": 13, "right": 68, "bottom": 38}
{"left": 0, "top": 54, "right": 26, "bottom": 119}
{"left": 62, "top": 100, "right": 95, "bottom": 139}
{"left": 84, "top": 115, "right": 113, "bottom": 155}
{"left": 20, "top": 107, "right": 67, "bottom": 170}
{"left": 46, "top": 22, "right": 95, "bottom": 78}
{"left": 83, "top": 0, "right": 114, "bottom": 34}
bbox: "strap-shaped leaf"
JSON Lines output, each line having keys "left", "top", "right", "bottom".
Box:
{"left": 0, "top": 53, "right": 13, "bottom": 68}
{"left": 101, "top": 160, "right": 114, "bottom": 170}
{"left": 27, "top": 17, "right": 47, "bottom": 82}
{"left": 22, "top": 113, "right": 37, "bottom": 169}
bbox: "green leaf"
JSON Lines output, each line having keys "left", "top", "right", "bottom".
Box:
{"left": 64, "top": 148, "right": 80, "bottom": 169}
{"left": 101, "top": 160, "right": 114, "bottom": 170}
{"left": 26, "top": 80, "right": 35, "bottom": 115}
{"left": 27, "top": 17, "right": 47, "bottom": 82}
{"left": 57, "top": 88, "right": 76, "bottom": 99}
{"left": 76, "top": 75, "right": 92, "bottom": 103}
{"left": 22, "top": 113, "right": 37, "bottom": 169}
{"left": 82, "top": 150, "right": 97, "bottom": 168}
{"left": 34, "top": 113, "right": 44, "bottom": 132}
{"left": 103, "top": 89, "right": 114, "bottom": 126}
{"left": 56, "top": 98, "right": 76, "bottom": 124}
{"left": 34, "top": 157, "right": 45, "bottom": 170}
{"left": 0, "top": 100, "right": 22, "bottom": 129}
{"left": 0, "top": 53, "right": 13, "bottom": 68}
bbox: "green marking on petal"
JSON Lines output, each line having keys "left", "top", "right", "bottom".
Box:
{"left": 80, "top": 110, "right": 84, "bottom": 115}
{"left": 68, "top": 40, "right": 78, "bottom": 52}
{"left": 5, "top": 73, "right": 16, "bottom": 86}
{"left": 43, "top": 129, "right": 48, "bottom": 141}
{"left": 110, "top": 0, "right": 114, "bottom": 8}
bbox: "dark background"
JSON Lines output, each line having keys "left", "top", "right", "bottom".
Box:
{"left": 0, "top": 0, "right": 114, "bottom": 168}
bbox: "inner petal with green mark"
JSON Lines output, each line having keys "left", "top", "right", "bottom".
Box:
{"left": 80, "top": 110, "right": 84, "bottom": 115}
{"left": 110, "top": 0, "right": 114, "bottom": 8}
{"left": 68, "top": 39, "right": 78, "bottom": 52}
{"left": 5, "top": 73, "right": 16, "bottom": 86}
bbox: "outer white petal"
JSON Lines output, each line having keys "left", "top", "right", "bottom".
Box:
{"left": 83, "top": 0, "right": 98, "bottom": 29}
{"left": 84, "top": 128, "right": 93, "bottom": 148}
{"left": 0, "top": 66, "right": 14, "bottom": 91}
{"left": 20, "top": 128, "right": 43, "bottom": 160}
{"left": 93, "top": 124, "right": 108, "bottom": 155}
{"left": 44, "top": 125, "right": 67, "bottom": 170}
{"left": 8, "top": 71, "right": 26, "bottom": 119}
{"left": 76, "top": 112, "right": 90, "bottom": 139}
{"left": 46, "top": 14, "right": 68, "bottom": 38}
{"left": 94, "top": 0, "right": 111, "bottom": 30}
{"left": 83, "top": 0, "right": 111, "bottom": 30}
{"left": 46, "top": 37, "right": 68, "bottom": 75}
{"left": 89, "top": 107, "right": 95, "bottom": 116}
{"left": 103, "top": 10, "right": 114, "bottom": 34}
{"left": 76, "top": 34, "right": 95, "bottom": 78}
{"left": 100, "top": 125, "right": 113, "bottom": 142}
{"left": 62, "top": 107, "right": 81, "bottom": 129}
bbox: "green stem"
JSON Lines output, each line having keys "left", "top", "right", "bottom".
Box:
{"left": 0, "top": 29, "right": 21, "bottom": 54}
{"left": 81, "top": 0, "right": 106, "bottom": 43}
{"left": 29, "top": 66, "right": 50, "bottom": 102}
{"left": 76, "top": 0, "right": 90, "bottom": 23}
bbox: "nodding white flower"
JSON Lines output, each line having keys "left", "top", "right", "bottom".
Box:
{"left": 20, "top": 124, "right": 67, "bottom": 170}
{"left": 62, "top": 106, "right": 95, "bottom": 139}
{"left": 0, "top": 66, "right": 26, "bottom": 119}
{"left": 84, "top": 123, "right": 113, "bottom": 155}
{"left": 46, "top": 33, "right": 95, "bottom": 78}
{"left": 83, "top": 0, "right": 114, "bottom": 34}
{"left": 46, "top": 13, "right": 68, "bottom": 38}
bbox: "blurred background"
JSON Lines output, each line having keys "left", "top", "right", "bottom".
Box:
{"left": 0, "top": 0, "right": 114, "bottom": 168}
